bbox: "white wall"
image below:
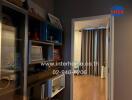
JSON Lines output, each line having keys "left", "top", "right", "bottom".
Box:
{"left": 73, "top": 31, "right": 82, "bottom": 69}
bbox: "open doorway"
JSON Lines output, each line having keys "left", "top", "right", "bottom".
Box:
{"left": 71, "top": 15, "right": 114, "bottom": 100}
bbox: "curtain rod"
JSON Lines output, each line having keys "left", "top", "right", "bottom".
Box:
{"left": 83, "top": 26, "right": 106, "bottom": 30}
{"left": 75, "top": 26, "right": 108, "bottom": 32}
{"left": 75, "top": 27, "right": 108, "bottom": 32}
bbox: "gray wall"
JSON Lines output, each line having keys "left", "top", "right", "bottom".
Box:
{"left": 114, "top": 10, "right": 132, "bottom": 100}
{"left": 54, "top": 0, "right": 132, "bottom": 100}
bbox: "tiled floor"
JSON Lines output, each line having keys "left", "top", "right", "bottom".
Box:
{"left": 73, "top": 75, "right": 106, "bottom": 100}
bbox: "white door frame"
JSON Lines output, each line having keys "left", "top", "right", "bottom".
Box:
{"left": 71, "top": 14, "right": 114, "bottom": 100}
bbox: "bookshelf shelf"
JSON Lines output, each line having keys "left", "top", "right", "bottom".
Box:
{"left": 30, "top": 40, "right": 54, "bottom": 46}
{"left": 28, "top": 40, "right": 54, "bottom": 64}
{"left": 2, "top": 0, "right": 27, "bottom": 14}
{"left": 41, "top": 22, "right": 63, "bottom": 44}
{"left": 47, "top": 74, "right": 65, "bottom": 98}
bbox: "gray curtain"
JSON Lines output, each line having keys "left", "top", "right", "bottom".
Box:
{"left": 80, "top": 29, "right": 106, "bottom": 76}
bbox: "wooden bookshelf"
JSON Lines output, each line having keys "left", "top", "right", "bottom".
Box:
{"left": 0, "top": 1, "right": 64, "bottom": 100}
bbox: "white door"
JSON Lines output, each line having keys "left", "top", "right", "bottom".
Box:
{"left": 106, "top": 16, "right": 114, "bottom": 100}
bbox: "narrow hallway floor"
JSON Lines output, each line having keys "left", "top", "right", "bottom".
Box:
{"left": 73, "top": 75, "right": 106, "bottom": 100}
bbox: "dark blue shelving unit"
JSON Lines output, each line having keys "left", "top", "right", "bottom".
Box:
{"left": 40, "top": 22, "right": 63, "bottom": 45}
